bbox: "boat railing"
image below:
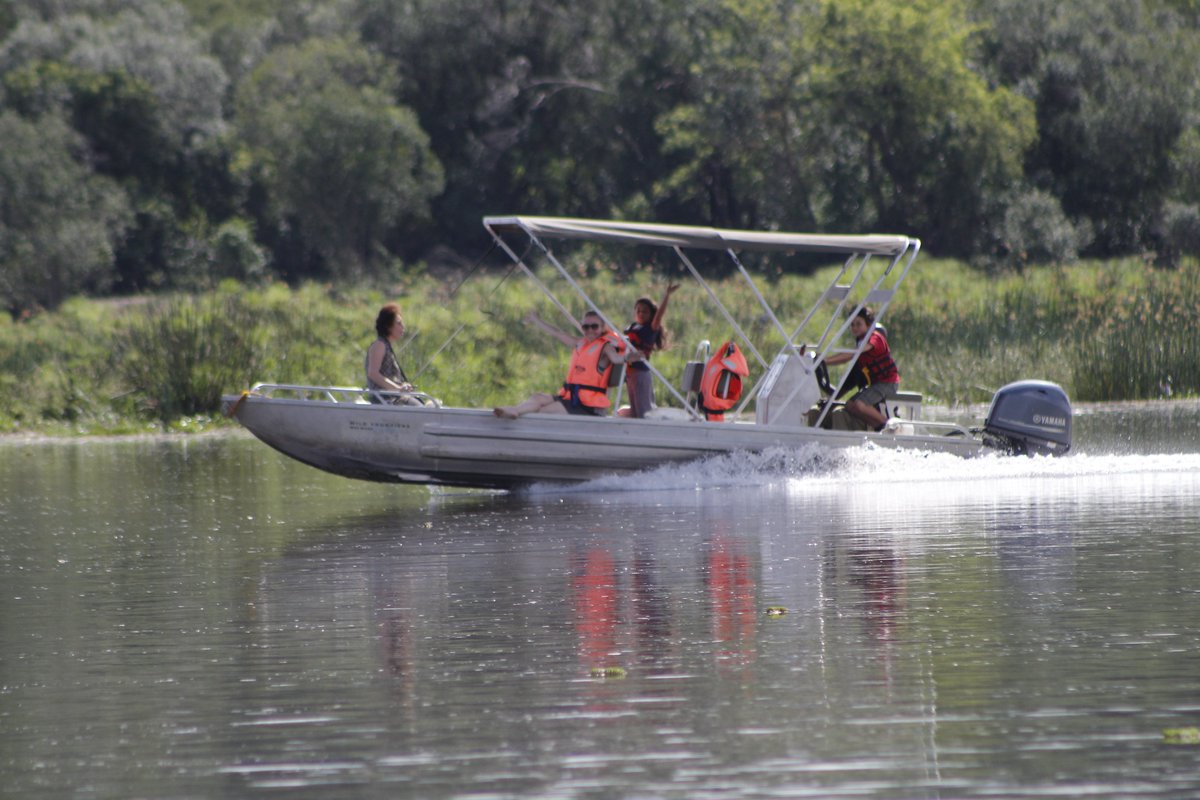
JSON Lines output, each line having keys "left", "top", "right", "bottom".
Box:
{"left": 680, "top": 339, "right": 711, "bottom": 415}
{"left": 247, "top": 383, "right": 439, "bottom": 406}
{"left": 891, "top": 419, "right": 973, "bottom": 438}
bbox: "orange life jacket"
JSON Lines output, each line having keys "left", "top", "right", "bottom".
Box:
{"left": 699, "top": 341, "right": 750, "bottom": 421}
{"left": 559, "top": 332, "right": 622, "bottom": 409}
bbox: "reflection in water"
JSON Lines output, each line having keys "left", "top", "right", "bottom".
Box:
{"left": 817, "top": 533, "right": 908, "bottom": 701}
{"left": 4, "top": 407, "right": 1200, "bottom": 798}
{"left": 376, "top": 570, "right": 417, "bottom": 709}
{"left": 631, "top": 543, "right": 672, "bottom": 670}
{"left": 569, "top": 540, "right": 680, "bottom": 677}
{"left": 572, "top": 545, "right": 620, "bottom": 672}
{"left": 706, "top": 535, "right": 757, "bottom": 674}
{"left": 847, "top": 547, "right": 905, "bottom": 647}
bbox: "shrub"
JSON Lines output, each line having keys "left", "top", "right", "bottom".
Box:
{"left": 211, "top": 219, "right": 269, "bottom": 283}
{"left": 999, "top": 189, "right": 1091, "bottom": 266}
{"left": 113, "top": 294, "right": 267, "bottom": 423}
{"left": 1157, "top": 201, "right": 1200, "bottom": 266}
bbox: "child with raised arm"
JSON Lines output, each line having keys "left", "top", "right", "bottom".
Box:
{"left": 620, "top": 284, "right": 678, "bottom": 418}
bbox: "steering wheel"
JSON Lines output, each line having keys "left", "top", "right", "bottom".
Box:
{"left": 815, "top": 360, "right": 836, "bottom": 396}
{"left": 816, "top": 359, "right": 869, "bottom": 400}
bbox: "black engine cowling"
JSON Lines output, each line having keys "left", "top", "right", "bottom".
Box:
{"left": 982, "top": 380, "right": 1072, "bottom": 456}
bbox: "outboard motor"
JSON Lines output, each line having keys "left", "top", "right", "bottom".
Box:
{"left": 982, "top": 380, "right": 1072, "bottom": 456}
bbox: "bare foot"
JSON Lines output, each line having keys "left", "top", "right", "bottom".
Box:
{"left": 493, "top": 407, "right": 518, "bottom": 419}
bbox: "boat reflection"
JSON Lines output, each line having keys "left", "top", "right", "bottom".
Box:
{"left": 826, "top": 540, "right": 907, "bottom": 693}
{"left": 706, "top": 535, "right": 757, "bottom": 674}
{"left": 567, "top": 533, "right": 760, "bottom": 679}
{"left": 377, "top": 578, "right": 418, "bottom": 709}
{"left": 256, "top": 480, "right": 1055, "bottom": 735}
{"left": 571, "top": 545, "right": 622, "bottom": 672}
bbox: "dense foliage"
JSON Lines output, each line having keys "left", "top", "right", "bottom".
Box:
{"left": 1, "top": 253, "right": 1196, "bottom": 434}
{"left": 0, "top": 0, "right": 1198, "bottom": 318}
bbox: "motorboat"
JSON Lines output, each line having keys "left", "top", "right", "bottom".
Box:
{"left": 222, "top": 216, "right": 1072, "bottom": 489}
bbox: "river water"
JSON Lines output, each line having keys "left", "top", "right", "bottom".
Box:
{"left": 3, "top": 402, "right": 1200, "bottom": 799}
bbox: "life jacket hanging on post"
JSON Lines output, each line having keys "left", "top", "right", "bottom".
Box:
{"left": 698, "top": 340, "right": 750, "bottom": 422}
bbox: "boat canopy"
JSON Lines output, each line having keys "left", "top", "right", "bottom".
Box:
{"left": 483, "top": 216, "right": 915, "bottom": 256}
{"left": 484, "top": 214, "right": 923, "bottom": 426}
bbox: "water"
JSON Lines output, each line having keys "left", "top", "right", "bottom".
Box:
{"left": 3, "top": 403, "right": 1200, "bottom": 798}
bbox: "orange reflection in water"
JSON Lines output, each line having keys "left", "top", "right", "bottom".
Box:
{"left": 572, "top": 547, "right": 621, "bottom": 671}
{"left": 706, "top": 536, "right": 757, "bottom": 673}
{"left": 568, "top": 537, "right": 761, "bottom": 679}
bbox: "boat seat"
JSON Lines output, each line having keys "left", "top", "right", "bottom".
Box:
{"left": 680, "top": 361, "right": 703, "bottom": 393}
{"left": 810, "top": 388, "right": 923, "bottom": 428}
{"left": 884, "top": 391, "right": 923, "bottom": 421}
{"left": 605, "top": 362, "right": 626, "bottom": 416}
{"left": 607, "top": 363, "right": 625, "bottom": 387}
{"left": 857, "top": 391, "right": 922, "bottom": 422}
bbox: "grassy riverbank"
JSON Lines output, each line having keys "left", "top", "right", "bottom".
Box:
{"left": 2, "top": 256, "right": 1196, "bottom": 436}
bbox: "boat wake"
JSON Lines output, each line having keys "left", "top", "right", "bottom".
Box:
{"left": 526, "top": 444, "right": 1200, "bottom": 496}
{"left": 521, "top": 443, "right": 843, "bottom": 496}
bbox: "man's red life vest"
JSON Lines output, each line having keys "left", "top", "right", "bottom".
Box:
{"left": 857, "top": 329, "right": 899, "bottom": 385}
{"left": 698, "top": 341, "right": 750, "bottom": 422}
{"left": 559, "top": 332, "right": 622, "bottom": 409}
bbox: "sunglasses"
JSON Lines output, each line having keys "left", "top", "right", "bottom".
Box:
{"left": 581, "top": 323, "right": 601, "bottom": 331}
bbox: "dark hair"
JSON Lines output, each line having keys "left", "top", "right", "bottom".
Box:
{"left": 634, "top": 297, "right": 668, "bottom": 350}
{"left": 854, "top": 306, "right": 876, "bottom": 326}
{"left": 375, "top": 303, "right": 402, "bottom": 338}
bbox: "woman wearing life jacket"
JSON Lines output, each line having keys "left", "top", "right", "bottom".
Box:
{"left": 493, "top": 309, "right": 641, "bottom": 419}
{"left": 822, "top": 306, "right": 900, "bottom": 431}
{"left": 619, "top": 283, "right": 679, "bottom": 418}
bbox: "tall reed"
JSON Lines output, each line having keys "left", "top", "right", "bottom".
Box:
{"left": 1068, "top": 264, "right": 1198, "bottom": 400}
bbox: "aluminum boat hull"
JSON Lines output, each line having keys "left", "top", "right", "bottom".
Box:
{"left": 223, "top": 392, "right": 984, "bottom": 489}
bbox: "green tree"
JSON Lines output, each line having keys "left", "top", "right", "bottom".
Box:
{"left": 0, "top": 0, "right": 16, "bottom": 38}
{"left": 233, "top": 36, "right": 443, "bottom": 278}
{"left": 0, "top": 1, "right": 236, "bottom": 290}
{"left": 973, "top": 0, "right": 1200, "bottom": 256}
{"left": 653, "top": 0, "right": 820, "bottom": 231}
{"left": 653, "top": 0, "right": 1034, "bottom": 258}
{"left": 0, "top": 111, "right": 130, "bottom": 317}
{"left": 806, "top": 0, "right": 1034, "bottom": 255}
{"left": 0, "top": 2, "right": 226, "bottom": 141}
{"left": 355, "top": 0, "right": 709, "bottom": 249}
{"left": 3, "top": 61, "right": 171, "bottom": 195}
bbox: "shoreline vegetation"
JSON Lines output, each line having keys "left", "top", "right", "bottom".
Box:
{"left": 2, "top": 255, "right": 1196, "bottom": 438}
